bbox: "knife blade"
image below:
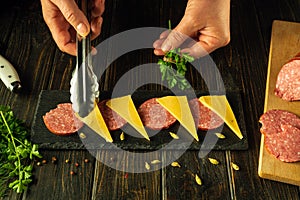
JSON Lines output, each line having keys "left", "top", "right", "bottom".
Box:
{"left": 0, "top": 55, "right": 21, "bottom": 92}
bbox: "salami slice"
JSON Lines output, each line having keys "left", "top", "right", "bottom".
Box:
{"left": 97, "top": 99, "right": 127, "bottom": 131}
{"left": 259, "top": 109, "right": 300, "bottom": 162}
{"left": 43, "top": 103, "right": 83, "bottom": 136}
{"left": 275, "top": 53, "right": 300, "bottom": 101}
{"left": 137, "top": 98, "right": 176, "bottom": 130}
{"left": 189, "top": 98, "right": 224, "bottom": 130}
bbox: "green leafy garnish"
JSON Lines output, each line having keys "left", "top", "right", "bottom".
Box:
{"left": 158, "top": 48, "right": 194, "bottom": 90}
{"left": 0, "top": 106, "right": 42, "bottom": 197}
{"left": 157, "top": 20, "right": 195, "bottom": 90}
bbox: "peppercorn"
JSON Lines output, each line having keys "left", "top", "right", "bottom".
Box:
{"left": 36, "top": 162, "right": 42, "bottom": 166}
{"left": 42, "top": 159, "right": 47, "bottom": 164}
{"left": 65, "top": 159, "right": 71, "bottom": 164}
{"left": 75, "top": 162, "right": 79, "bottom": 167}
{"left": 70, "top": 171, "right": 76, "bottom": 175}
{"left": 51, "top": 156, "right": 57, "bottom": 164}
{"left": 84, "top": 159, "right": 89, "bottom": 163}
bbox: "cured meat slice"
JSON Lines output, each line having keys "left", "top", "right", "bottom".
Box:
{"left": 137, "top": 98, "right": 176, "bottom": 130}
{"left": 259, "top": 109, "right": 300, "bottom": 162}
{"left": 275, "top": 54, "right": 300, "bottom": 101}
{"left": 97, "top": 99, "right": 127, "bottom": 131}
{"left": 189, "top": 98, "right": 224, "bottom": 130}
{"left": 43, "top": 103, "right": 83, "bottom": 136}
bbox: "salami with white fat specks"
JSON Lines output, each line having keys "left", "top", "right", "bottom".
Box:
{"left": 97, "top": 99, "right": 127, "bottom": 131}
{"left": 189, "top": 98, "right": 224, "bottom": 130}
{"left": 43, "top": 103, "right": 83, "bottom": 136}
{"left": 137, "top": 98, "right": 176, "bottom": 130}
{"left": 275, "top": 53, "right": 300, "bottom": 101}
{"left": 259, "top": 109, "right": 300, "bottom": 162}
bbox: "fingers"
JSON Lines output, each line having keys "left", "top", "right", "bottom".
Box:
{"left": 92, "top": 0, "right": 105, "bottom": 17}
{"left": 51, "top": 0, "right": 90, "bottom": 37}
{"left": 91, "top": 16, "right": 103, "bottom": 40}
{"left": 180, "top": 34, "right": 230, "bottom": 58}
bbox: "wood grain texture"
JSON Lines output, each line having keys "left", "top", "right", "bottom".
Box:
{"left": 92, "top": 150, "right": 161, "bottom": 200}
{"left": 164, "top": 151, "right": 231, "bottom": 200}
{"left": 23, "top": 150, "right": 95, "bottom": 200}
{"left": 258, "top": 20, "right": 300, "bottom": 186}
{"left": 0, "top": 0, "right": 300, "bottom": 199}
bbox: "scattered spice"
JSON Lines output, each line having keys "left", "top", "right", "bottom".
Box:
{"left": 79, "top": 132, "right": 86, "bottom": 139}
{"left": 120, "top": 132, "right": 125, "bottom": 141}
{"left": 171, "top": 162, "right": 181, "bottom": 168}
{"left": 70, "top": 171, "right": 76, "bottom": 175}
{"left": 231, "top": 162, "right": 240, "bottom": 171}
{"left": 75, "top": 162, "right": 79, "bottom": 167}
{"left": 195, "top": 174, "right": 202, "bottom": 185}
{"left": 51, "top": 156, "right": 57, "bottom": 164}
{"left": 42, "top": 159, "right": 47, "bottom": 164}
{"left": 150, "top": 160, "right": 161, "bottom": 164}
{"left": 215, "top": 133, "right": 226, "bottom": 139}
{"left": 169, "top": 132, "right": 179, "bottom": 139}
{"left": 145, "top": 162, "right": 150, "bottom": 170}
{"left": 208, "top": 158, "right": 219, "bottom": 165}
{"left": 84, "top": 158, "right": 89, "bottom": 163}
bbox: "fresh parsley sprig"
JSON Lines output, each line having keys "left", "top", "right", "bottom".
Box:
{"left": 157, "top": 20, "right": 195, "bottom": 90}
{"left": 0, "top": 106, "right": 42, "bottom": 197}
{"left": 158, "top": 48, "right": 194, "bottom": 90}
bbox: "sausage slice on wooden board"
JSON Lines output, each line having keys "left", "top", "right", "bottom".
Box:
{"left": 97, "top": 99, "right": 127, "bottom": 131}
{"left": 188, "top": 98, "right": 224, "bottom": 130}
{"left": 137, "top": 98, "right": 177, "bottom": 130}
{"left": 259, "top": 109, "right": 300, "bottom": 162}
{"left": 43, "top": 103, "right": 83, "bottom": 136}
{"left": 275, "top": 53, "right": 300, "bottom": 101}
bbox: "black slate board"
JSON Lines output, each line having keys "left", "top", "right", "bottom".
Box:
{"left": 31, "top": 90, "right": 248, "bottom": 150}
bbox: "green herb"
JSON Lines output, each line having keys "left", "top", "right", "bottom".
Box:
{"left": 157, "top": 20, "right": 194, "bottom": 90}
{"left": 0, "top": 106, "right": 42, "bottom": 197}
{"left": 158, "top": 48, "right": 194, "bottom": 90}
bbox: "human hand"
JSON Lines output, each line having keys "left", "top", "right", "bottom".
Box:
{"left": 153, "top": 0, "right": 230, "bottom": 58}
{"left": 41, "top": 0, "right": 105, "bottom": 56}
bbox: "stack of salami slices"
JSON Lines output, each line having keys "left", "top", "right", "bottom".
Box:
{"left": 259, "top": 109, "right": 300, "bottom": 162}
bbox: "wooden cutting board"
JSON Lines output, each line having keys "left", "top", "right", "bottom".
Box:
{"left": 258, "top": 20, "right": 300, "bottom": 186}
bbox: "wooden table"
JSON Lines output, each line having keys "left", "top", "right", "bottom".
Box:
{"left": 0, "top": 0, "right": 299, "bottom": 199}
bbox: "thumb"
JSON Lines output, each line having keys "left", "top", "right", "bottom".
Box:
{"left": 52, "top": 0, "right": 90, "bottom": 37}
{"left": 160, "top": 29, "right": 189, "bottom": 53}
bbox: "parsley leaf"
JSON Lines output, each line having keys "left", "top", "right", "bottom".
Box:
{"left": 157, "top": 48, "right": 194, "bottom": 90}
{"left": 0, "top": 106, "right": 42, "bottom": 197}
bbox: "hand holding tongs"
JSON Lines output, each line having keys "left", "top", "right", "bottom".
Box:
{"left": 70, "top": 0, "right": 99, "bottom": 118}
{"left": 70, "top": 0, "right": 113, "bottom": 142}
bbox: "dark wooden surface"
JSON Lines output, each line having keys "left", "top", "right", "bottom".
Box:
{"left": 0, "top": 0, "right": 299, "bottom": 199}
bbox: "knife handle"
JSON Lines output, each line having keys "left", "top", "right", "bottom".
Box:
{"left": 0, "top": 55, "right": 21, "bottom": 92}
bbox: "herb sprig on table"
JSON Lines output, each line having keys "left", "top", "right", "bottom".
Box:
{"left": 157, "top": 20, "right": 195, "bottom": 90}
{"left": 0, "top": 106, "right": 42, "bottom": 197}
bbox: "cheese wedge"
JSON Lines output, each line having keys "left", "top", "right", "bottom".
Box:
{"left": 156, "top": 96, "right": 199, "bottom": 141}
{"left": 106, "top": 95, "right": 150, "bottom": 141}
{"left": 76, "top": 102, "right": 113, "bottom": 142}
{"left": 199, "top": 95, "right": 243, "bottom": 139}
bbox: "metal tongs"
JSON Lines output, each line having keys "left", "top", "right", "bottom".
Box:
{"left": 70, "top": 0, "right": 113, "bottom": 142}
{"left": 70, "top": 0, "right": 99, "bottom": 118}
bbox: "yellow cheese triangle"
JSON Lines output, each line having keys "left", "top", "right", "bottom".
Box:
{"left": 106, "top": 95, "right": 150, "bottom": 141}
{"left": 76, "top": 102, "right": 113, "bottom": 142}
{"left": 156, "top": 96, "right": 199, "bottom": 141}
{"left": 199, "top": 95, "right": 243, "bottom": 139}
